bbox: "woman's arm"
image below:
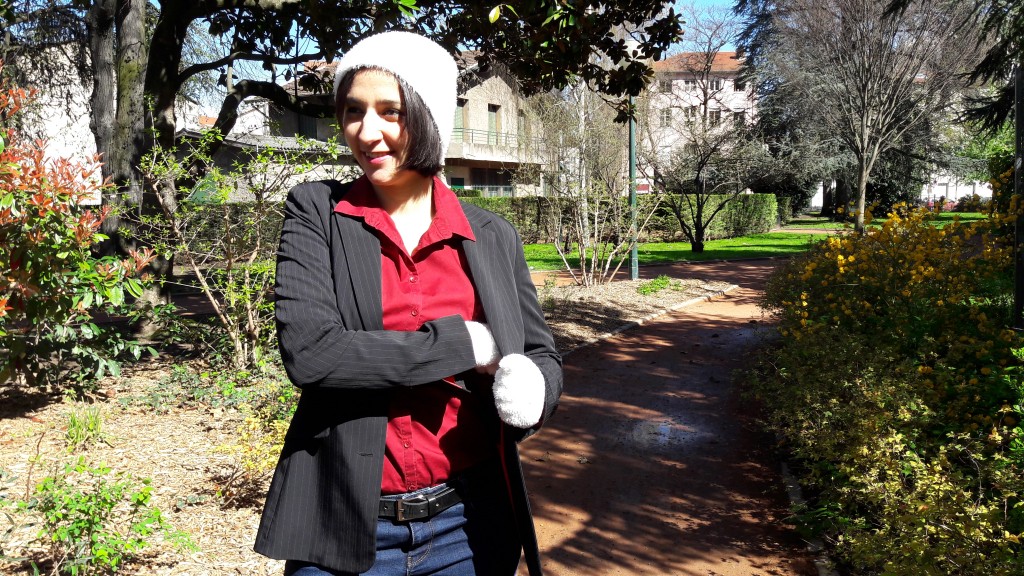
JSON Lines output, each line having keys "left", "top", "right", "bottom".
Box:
{"left": 492, "top": 223, "right": 563, "bottom": 435}
{"left": 274, "top": 182, "right": 477, "bottom": 389}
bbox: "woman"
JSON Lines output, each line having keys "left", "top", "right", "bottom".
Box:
{"left": 253, "top": 30, "right": 563, "bottom": 576}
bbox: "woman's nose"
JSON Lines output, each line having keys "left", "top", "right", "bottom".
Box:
{"left": 358, "top": 112, "right": 385, "bottom": 143}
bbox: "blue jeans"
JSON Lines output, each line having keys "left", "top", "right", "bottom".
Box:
{"left": 284, "top": 468, "right": 520, "bottom": 576}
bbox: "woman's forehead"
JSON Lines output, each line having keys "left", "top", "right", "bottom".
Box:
{"left": 345, "top": 68, "right": 401, "bottom": 99}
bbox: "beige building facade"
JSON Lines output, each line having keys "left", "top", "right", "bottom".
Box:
{"left": 269, "top": 54, "right": 544, "bottom": 197}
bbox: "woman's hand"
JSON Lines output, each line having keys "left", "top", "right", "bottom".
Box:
{"left": 493, "top": 354, "right": 545, "bottom": 428}
{"left": 465, "top": 321, "right": 500, "bottom": 374}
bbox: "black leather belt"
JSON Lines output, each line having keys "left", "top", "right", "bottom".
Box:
{"left": 378, "top": 485, "right": 462, "bottom": 522}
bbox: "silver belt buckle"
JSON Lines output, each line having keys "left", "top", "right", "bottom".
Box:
{"left": 395, "top": 495, "right": 429, "bottom": 522}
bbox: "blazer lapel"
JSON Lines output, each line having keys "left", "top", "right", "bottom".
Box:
{"left": 335, "top": 212, "right": 384, "bottom": 331}
{"left": 463, "top": 209, "right": 517, "bottom": 355}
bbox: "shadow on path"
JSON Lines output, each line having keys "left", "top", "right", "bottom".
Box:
{"left": 521, "top": 259, "right": 817, "bottom": 576}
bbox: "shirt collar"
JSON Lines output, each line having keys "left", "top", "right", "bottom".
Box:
{"left": 334, "top": 175, "right": 476, "bottom": 243}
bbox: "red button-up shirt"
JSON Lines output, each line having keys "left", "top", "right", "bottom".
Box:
{"left": 335, "top": 176, "right": 495, "bottom": 494}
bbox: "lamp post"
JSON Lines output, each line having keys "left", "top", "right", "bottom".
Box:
{"left": 626, "top": 38, "right": 640, "bottom": 281}
{"left": 629, "top": 95, "right": 639, "bottom": 280}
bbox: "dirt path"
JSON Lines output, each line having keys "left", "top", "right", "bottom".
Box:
{"left": 520, "top": 259, "right": 819, "bottom": 576}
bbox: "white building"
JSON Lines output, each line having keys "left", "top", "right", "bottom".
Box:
{"left": 639, "top": 51, "right": 757, "bottom": 193}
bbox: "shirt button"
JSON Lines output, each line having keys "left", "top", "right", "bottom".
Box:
{"left": 403, "top": 442, "right": 410, "bottom": 448}
{"left": 410, "top": 310, "right": 418, "bottom": 317}
{"left": 409, "top": 275, "right": 418, "bottom": 283}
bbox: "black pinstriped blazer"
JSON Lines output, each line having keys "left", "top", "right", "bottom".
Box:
{"left": 253, "top": 179, "right": 562, "bottom": 573}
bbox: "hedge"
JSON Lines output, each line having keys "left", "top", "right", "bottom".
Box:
{"left": 186, "top": 192, "right": 779, "bottom": 253}
{"left": 646, "top": 193, "right": 779, "bottom": 241}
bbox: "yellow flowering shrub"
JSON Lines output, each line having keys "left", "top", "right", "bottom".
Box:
{"left": 755, "top": 206, "right": 1023, "bottom": 575}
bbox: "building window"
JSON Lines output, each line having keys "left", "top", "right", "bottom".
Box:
{"left": 709, "top": 110, "right": 722, "bottom": 125}
{"left": 517, "top": 109, "right": 527, "bottom": 138}
{"left": 453, "top": 98, "right": 467, "bottom": 142}
{"left": 684, "top": 106, "right": 699, "bottom": 120}
{"left": 683, "top": 78, "right": 697, "bottom": 89}
{"left": 734, "top": 78, "right": 746, "bottom": 91}
{"left": 487, "top": 104, "right": 500, "bottom": 145}
{"left": 659, "top": 108, "right": 672, "bottom": 127}
{"left": 709, "top": 78, "right": 723, "bottom": 91}
{"left": 659, "top": 79, "right": 672, "bottom": 93}
{"left": 733, "top": 111, "right": 746, "bottom": 127}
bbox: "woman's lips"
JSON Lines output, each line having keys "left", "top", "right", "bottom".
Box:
{"left": 363, "top": 151, "right": 392, "bottom": 165}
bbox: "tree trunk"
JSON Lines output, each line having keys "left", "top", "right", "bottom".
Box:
{"left": 819, "top": 179, "right": 835, "bottom": 217}
{"left": 113, "top": 0, "right": 147, "bottom": 206}
{"left": 834, "top": 177, "right": 853, "bottom": 219}
{"left": 87, "top": 0, "right": 115, "bottom": 193}
{"left": 855, "top": 158, "right": 870, "bottom": 233}
{"left": 692, "top": 175, "right": 706, "bottom": 253}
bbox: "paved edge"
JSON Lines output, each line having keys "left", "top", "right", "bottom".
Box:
{"left": 554, "top": 281, "right": 840, "bottom": 575}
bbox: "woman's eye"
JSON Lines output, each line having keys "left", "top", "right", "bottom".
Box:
{"left": 344, "top": 106, "right": 362, "bottom": 116}
{"left": 383, "top": 108, "right": 402, "bottom": 119}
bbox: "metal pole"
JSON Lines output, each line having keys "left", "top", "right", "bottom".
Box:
{"left": 1015, "top": 63, "right": 1024, "bottom": 328}
{"left": 628, "top": 95, "right": 639, "bottom": 280}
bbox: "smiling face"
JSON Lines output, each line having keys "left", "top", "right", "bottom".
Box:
{"left": 339, "top": 69, "right": 424, "bottom": 195}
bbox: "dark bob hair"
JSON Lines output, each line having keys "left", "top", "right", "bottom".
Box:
{"left": 335, "top": 68, "right": 445, "bottom": 178}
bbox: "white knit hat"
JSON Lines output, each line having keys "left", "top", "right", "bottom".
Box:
{"left": 333, "top": 31, "right": 457, "bottom": 164}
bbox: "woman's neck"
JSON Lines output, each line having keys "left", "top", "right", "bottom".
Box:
{"left": 373, "top": 174, "right": 435, "bottom": 254}
{"left": 373, "top": 175, "right": 434, "bottom": 219}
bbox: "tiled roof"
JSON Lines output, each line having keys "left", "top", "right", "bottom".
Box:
{"left": 653, "top": 51, "right": 743, "bottom": 73}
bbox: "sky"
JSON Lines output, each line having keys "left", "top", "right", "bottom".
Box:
{"left": 673, "top": 0, "right": 740, "bottom": 51}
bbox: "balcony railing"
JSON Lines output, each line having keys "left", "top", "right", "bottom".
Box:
{"left": 451, "top": 128, "right": 521, "bottom": 148}
{"left": 452, "top": 184, "right": 516, "bottom": 197}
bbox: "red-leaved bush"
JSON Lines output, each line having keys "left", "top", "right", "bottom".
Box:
{"left": 0, "top": 67, "right": 156, "bottom": 386}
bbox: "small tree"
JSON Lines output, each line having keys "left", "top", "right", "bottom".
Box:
{"left": 653, "top": 136, "right": 773, "bottom": 251}
{"left": 137, "top": 132, "right": 355, "bottom": 369}
{"left": 526, "top": 88, "right": 660, "bottom": 286}
{"left": 637, "top": 3, "right": 771, "bottom": 251}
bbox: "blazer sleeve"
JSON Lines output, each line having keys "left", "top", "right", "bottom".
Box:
{"left": 507, "top": 223, "right": 563, "bottom": 432}
{"left": 274, "top": 182, "right": 477, "bottom": 389}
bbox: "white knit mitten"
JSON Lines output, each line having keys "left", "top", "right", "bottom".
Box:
{"left": 465, "top": 321, "right": 500, "bottom": 371}
{"left": 493, "top": 354, "right": 545, "bottom": 428}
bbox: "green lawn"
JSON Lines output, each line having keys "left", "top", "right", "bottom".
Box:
{"left": 523, "top": 212, "right": 992, "bottom": 272}
{"left": 523, "top": 232, "right": 825, "bottom": 271}
{"left": 785, "top": 211, "right": 989, "bottom": 230}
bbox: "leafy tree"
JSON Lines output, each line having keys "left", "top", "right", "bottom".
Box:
{"left": 736, "top": 0, "right": 984, "bottom": 232}
{"left": 884, "top": 0, "right": 1022, "bottom": 129}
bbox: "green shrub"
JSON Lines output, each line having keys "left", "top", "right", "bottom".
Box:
{"left": 24, "top": 458, "right": 191, "bottom": 575}
{"left": 954, "top": 193, "right": 992, "bottom": 213}
{"left": 637, "top": 275, "right": 671, "bottom": 296}
{"left": 653, "top": 193, "right": 778, "bottom": 242}
{"left": 65, "top": 405, "right": 105, "bottom": 452}
{"left": 753, "top": 206, "right": 1023, "bottom": 574}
